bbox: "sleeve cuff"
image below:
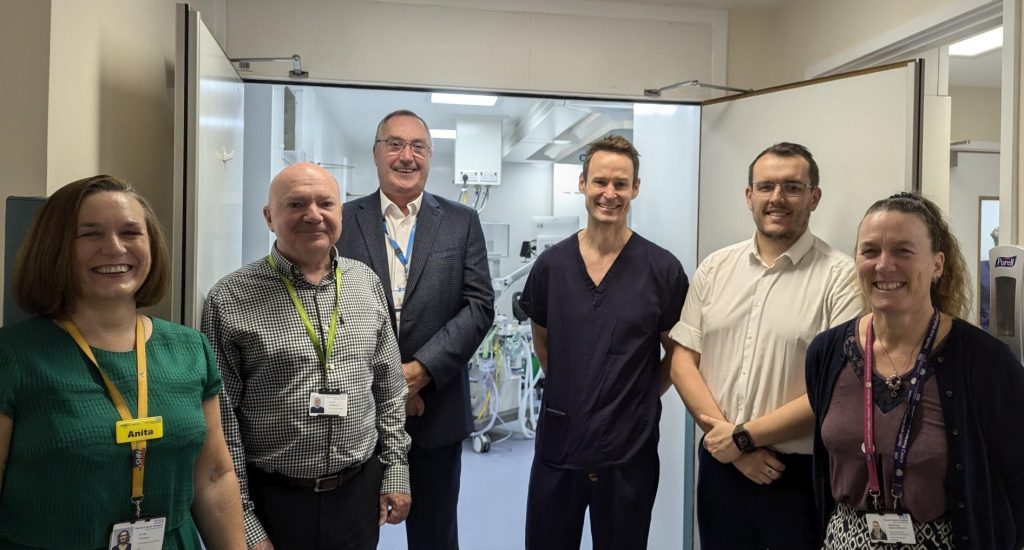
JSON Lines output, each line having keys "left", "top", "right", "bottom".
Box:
{"left": 668, "top": 320, "right": 701, "bottom": 353}
{"left": 243, "top": 509, "right": 270, "bottom": 549}
{"left": 379, "top": 462, "right": 411, "bottom": 495}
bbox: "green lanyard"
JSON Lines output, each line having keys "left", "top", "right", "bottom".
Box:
{"left": 267, "top": 254, "right": 341, "bottom": 371}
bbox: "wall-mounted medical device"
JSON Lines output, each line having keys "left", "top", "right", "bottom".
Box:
{"left": 455, "top": 117, "right": 502, "bottom": 186}
{"left": 989, "top": 244, "right": 1024, "bottom": 362}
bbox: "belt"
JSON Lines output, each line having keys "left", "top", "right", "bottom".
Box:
{"left": 250, "top": 460, "right": 367, "bottom": 492}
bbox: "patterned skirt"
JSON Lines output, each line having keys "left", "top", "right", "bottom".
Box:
{"left": 823, "top": 502, "right": 955, "bottom": 549}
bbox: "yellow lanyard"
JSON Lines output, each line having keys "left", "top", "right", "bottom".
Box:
{"left": 61, "top": 315, "right": 149, "bottom": 518}
{"left": 267, "top": 254, "right": 341, "bottom": 371}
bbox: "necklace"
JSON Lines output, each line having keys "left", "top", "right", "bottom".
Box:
{"left": 876, "top": 338, "right": 907, "bottom": 396}
{"left": 874, "top": 326, "right": 926, "bottom": 397}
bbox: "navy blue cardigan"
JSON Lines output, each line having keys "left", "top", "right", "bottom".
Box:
{"left": 806, "top": 318, "right": 1024, "bottom": 549}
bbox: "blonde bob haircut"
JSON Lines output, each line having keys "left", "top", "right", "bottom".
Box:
{"left": 13, "top": 175, "right": 171, "bottom": 317}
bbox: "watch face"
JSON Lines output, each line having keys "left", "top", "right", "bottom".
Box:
{"left": 737, "top": 434, "right": 751, "bottom": 447}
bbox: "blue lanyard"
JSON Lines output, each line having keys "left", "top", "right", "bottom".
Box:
{"left": 382, "top": 218, "right": 416, "bottom": 277}
{"left": 862, "top": 308, "right": 940, "bottom": 511}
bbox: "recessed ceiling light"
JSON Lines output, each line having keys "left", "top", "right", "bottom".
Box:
{"left": 949, "top": 26, "right": 1002, "bottom": 57}
{"left": 633, "top": 103, "right": 678, "bottom": 116}
{"left": 431, "top": 93, "right": 498, "bottom": 106}
{"left": 430, "top": 129, "right": 456, "bottom": 139}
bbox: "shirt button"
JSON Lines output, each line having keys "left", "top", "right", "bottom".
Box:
{"left": 955, "top": 463, "right": 963, "bottom": 471}
{"left": 937, "top": 356, "right": 944, "bottom": 363}
{"left": 945, "top": 390, "right": 954, "bottom": 397}
{"left": 958, "top": 501, "right": 965, "bottom": 509}
{"left": 952, "top": 428, "right": 960, "bottom": 436}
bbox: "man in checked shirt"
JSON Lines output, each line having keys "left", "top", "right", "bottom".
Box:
{"left": 202, "top": 162, "right": 410, "bottom": 550}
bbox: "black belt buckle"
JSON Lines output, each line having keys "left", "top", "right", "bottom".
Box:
{"left": 312, "top": 474, "right": 341, "bottom": 492}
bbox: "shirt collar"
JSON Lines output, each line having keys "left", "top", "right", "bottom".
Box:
{"left": 380, "top": 189, "right": 423, "bottom": 219}
{"left": 269, "top": 244, "right": 339, "bottom": 284}
{"left": 748, "top": 229, "right": 815, "bottom": 267}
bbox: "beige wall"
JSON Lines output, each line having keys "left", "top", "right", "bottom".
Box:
{"left": 43, "top": 0, "right": 183, "bottom": 319}
{"left": 728, "top": 0, "right": 976, "bottom": 88}
{"left": 0, "top": 0, "right": 51, "bottom": 320}
{"left": 951, "top": 85, "right": 1002, "bottom": 142}
{"left": 1, "top": 0, "right": 227, "bottom": 324}
{"left": 726, "top": 7, "right": 778, "bottom": 90}
{"left": 223, "top": 0, "right": 725, "bottom": 98}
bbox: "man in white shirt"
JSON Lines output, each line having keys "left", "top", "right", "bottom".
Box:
{"left": 669, "top": 142, "right": 862, "bottom": 549}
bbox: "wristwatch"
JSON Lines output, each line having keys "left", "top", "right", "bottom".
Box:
{"left": 732, "top": 423, "right": 756, "bottom": 453}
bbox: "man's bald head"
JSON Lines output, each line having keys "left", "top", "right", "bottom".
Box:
{"left": 263, "top": 162, "right": 342, "bottom": 272}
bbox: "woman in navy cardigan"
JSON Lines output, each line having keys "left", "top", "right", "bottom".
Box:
{"left": 806, "top": 193, "right": 1024, "bottom": 549}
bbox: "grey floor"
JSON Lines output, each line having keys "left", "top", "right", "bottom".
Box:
{"left": 377, "top": 422, "right": 593, "bottom": 550}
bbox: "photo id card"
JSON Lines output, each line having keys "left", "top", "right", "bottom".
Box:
{"left": 864, "top": 513, "right": 916, "bottom": 544}
{"left": 309, "top": 391, "right": 348, "bottom": 417}
{"left": 110, "top": 517, "right": 165, "bottom": 550}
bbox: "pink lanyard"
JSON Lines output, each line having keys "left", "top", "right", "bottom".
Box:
{"left": 862, "top": 309, "right": 940, "bottom": 511}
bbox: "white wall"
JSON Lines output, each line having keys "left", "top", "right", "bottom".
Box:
{"left": 223, "top": 0, "right": 726, "bottom": 100}
{"left": 632, "top": 104, "right": 701, "bottom": 550}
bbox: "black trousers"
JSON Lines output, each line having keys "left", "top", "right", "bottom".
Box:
{"left": 405, "top": 440, "right": 463, "bottom": 550}
{"left": 696, "top": 445, "right": 817, "bottom": 550}
{"left": 247, "top": 456, "right": 383, "bottom": 550}
{"left": 525, "top": 452, "right": 660, "bottom": 550}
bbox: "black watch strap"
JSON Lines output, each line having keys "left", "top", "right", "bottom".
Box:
{"left": 732, "top": 422, "right": 756, "bottom": 453}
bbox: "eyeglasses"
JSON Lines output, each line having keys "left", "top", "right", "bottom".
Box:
{"left": 376, "top": 138, "right": 431, "bottom": 157}
{"left": 750, "top": 181, "right": 813, "bottom": 197}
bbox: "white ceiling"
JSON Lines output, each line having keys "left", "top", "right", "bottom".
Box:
{"left": 307, "top": 86, "right": 640, "bottom": 195}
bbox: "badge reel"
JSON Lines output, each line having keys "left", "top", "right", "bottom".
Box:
{"left": 309, "top": 389, "right": 349, "bottom": 417}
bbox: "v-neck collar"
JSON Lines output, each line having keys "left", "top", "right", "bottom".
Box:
{"left": 573, "top": 231, "right": 637, "bottom": 294}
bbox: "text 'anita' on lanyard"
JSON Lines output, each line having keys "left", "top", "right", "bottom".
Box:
{"left": 862, "top": 309, "right": 940, "bottom": 512}
{"left": 62, "top": 315, "right": 163, "bottom": 519}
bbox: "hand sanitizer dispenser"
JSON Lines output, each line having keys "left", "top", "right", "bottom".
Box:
{"left": 989, "top": 245, "right": 1024, "bottom": 362}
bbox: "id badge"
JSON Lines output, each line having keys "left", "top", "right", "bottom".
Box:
{"left": 309, "top": 390, "right": 348, "bottom": 417}
{"left": 392, "top": 287, "right": 406, "bottom": 313}
{"left": 110, "top": 516, "right": 166, "bottom": 549}
{"left": 115, "top": 417, "right": 164, "bottom": 444}
{"left": 864, "top": 513, "right": 916, "bottom": 544}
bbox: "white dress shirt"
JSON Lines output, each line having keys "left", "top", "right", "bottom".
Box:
{"left": 669, "top": 229, "right": 862, "bottom": 454}
{"left": 380, "top": 189, "right": 424, "bottom": 331}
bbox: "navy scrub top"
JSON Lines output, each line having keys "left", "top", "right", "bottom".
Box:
{"left": 520, "top": 232, "right": 688, "bottom": 470}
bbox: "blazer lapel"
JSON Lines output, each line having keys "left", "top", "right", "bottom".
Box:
{"left": 404, "top": 192, "right": 442, "bottom": 301}
{"left": 355, "top": 192, "right": 392, "bottom": 292}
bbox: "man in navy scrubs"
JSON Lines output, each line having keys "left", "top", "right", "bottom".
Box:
{"left": 519, "top": 134, "right": 688, "bottom": 549}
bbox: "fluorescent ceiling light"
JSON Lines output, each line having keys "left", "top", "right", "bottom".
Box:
{"left": 431, "top": 93, "right": 498, "bottom": 106}
{"left": 430, "top": 129, "right": 456, "bottom": 139}
{"left": 949, "top": 26, "right": 1002, "bottom": 56}
{"left": 633, "top": 103, "right": 678, "bottom": 116}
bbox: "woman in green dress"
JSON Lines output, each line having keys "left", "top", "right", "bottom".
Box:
{"left": 0, "top": 175, "right": 245, "bottom": 549}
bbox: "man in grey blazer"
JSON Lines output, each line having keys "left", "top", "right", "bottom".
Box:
{"left": 337, "top": 110, "right": 494, "bottom": 550}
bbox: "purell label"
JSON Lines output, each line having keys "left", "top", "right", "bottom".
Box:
{"left": 995, "top": 256, "right": 1017, "bottom": 268}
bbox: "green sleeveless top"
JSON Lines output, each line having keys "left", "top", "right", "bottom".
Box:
{"left": 0, "top": 317, "right": 222, "bottom": 549}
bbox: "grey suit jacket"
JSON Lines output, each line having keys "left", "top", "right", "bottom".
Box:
{"left": 338, "top": 191, "right": 494, "bottom": 448}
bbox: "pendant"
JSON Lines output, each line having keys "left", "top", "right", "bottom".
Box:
{"left": 885, "top": 374, "right": 903, "bottom": 396}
